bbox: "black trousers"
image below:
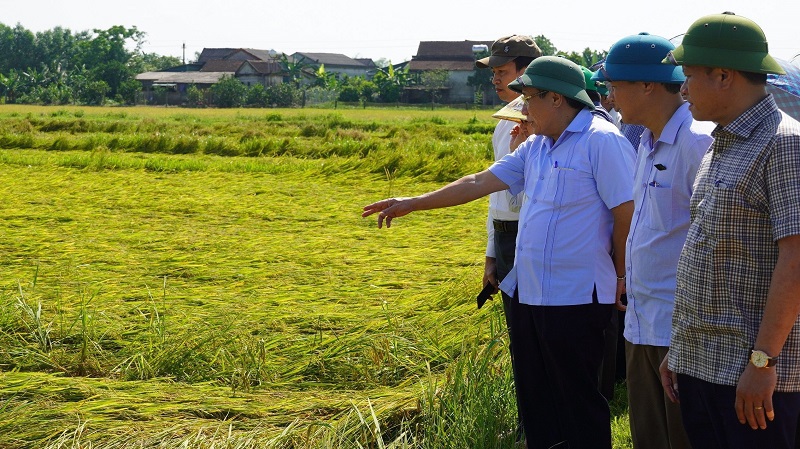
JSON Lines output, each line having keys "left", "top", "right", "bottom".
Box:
{"left": 510, "top": 292, "right": 614, "bottom": 449}
{"left": 679, "top": 374, "right": 800, "bottom": 449}
{"left": 494, "top": 223, "right": 523, "bottom": 436}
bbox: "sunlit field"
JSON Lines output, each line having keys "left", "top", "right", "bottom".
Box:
{"left": 0, "top": 105, "right": 632, "bottom": 448}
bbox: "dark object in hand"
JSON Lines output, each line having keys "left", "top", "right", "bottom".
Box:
{"left": 477, "top": 282, "right": 495, "bottom": 309}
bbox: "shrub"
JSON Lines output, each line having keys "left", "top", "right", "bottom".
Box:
{"left": 210, "top": 76, "right": 247, "bottom": 108}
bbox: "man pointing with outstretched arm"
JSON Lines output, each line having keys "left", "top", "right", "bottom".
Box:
{"left": 364, "top": 56, "right": 635, "bottom": 449}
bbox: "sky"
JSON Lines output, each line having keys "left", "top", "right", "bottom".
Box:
{"left": 6, "top": 0, "right": 800, "bottom": 65}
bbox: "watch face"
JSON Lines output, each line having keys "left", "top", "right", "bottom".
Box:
{"left": 751, "top": 350, "right": 769, "bottom": 368}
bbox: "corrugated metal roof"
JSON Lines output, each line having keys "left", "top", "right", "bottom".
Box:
{"left": 136, "top": 72, "right": 235, "bottom": 84}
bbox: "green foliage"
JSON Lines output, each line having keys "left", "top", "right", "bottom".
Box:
{"left": 245, "top": 83, "right": 269, "bottom": 107}
{"left": 337, "top": 77, "right": 377, "bottom": 103}
{"left": 419, "top": 70, "right": 449, "bottom": 103}
{"left": 210, "top": 75, "right": 247, "bottom": 107}
{"left": 534, "top": 35, "right": 558, "bottom": 56}
{"left": 265, "top": 83, "right": 301, "bottom": 107}
{"left": 186, "top": 84, "right": 204, "bottom": 107}
{"left": 373, "top": 64, "right": 412, "bottom": 103}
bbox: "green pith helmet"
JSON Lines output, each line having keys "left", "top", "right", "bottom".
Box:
{"left": 582, "top": 66, "right": 609, "bottom": 96}
{"left": 508, "top": 56, "right": 595, "bottom": 109}
{"left": 665, "top": 12, "right": 785, "bottom": 75}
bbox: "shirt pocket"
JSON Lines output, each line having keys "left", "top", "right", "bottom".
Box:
{"left": 645, "top": 185, "right": 673, "bottom": 232}
{"left": 549, "top": 168, "right": 593, "bottom": 206}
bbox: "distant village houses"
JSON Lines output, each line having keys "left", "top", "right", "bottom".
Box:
{"left": 136, "top": 40, "right": 502, "bottom": 106}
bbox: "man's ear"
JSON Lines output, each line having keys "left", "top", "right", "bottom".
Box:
{"left": 550, "top": 92, "right": 563, "bottom": 108}
{"left": 717, "top": 68, "right": 735, "bottom": 89}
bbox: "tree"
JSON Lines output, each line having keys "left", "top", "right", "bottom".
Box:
{"left": 279, "top": 53, "right": 311, "bottom": 87}
{"left": 467, "top": 49, "right": 493, "bottom": 104}
{"left": 373, "top": 63, "right": 411, "bottom": 103}
{"left": 245, "top": 83, "right": 269, "bottom": 107}
{"left": 186, "top": 84, "right": 205, "bottom": 107}
{"left": 534, "top": 35, "right": 558, "bottom": 56}
{"left": 129, "top": 52, "right": 182, "bottom": 74}
{"left": 265, "top": 83, "right": 301, "bottom": 107}
{"left": 210, "top": 75, "right": 246, "bottom": 107}
{"left": 419, "top": 69, "right": 449, "bottom": 104}
{"left": 76, "top": 25, "right": 145, "bottom": 99}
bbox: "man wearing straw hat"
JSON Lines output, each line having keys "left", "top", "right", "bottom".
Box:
{"left": 363, "top": 56, "right": 635, "bottom": 448}
{"left": 658, "top": 12, "right": 800, "bottom": 448}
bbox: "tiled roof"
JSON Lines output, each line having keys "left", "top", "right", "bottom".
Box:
{"left": 293, "top": 52, "right": 366, "bottom": 68}
{"left": 200, "top": 60, "right": 246, "bottom": 72}
{"left": 407, "top": 60, "right": 476, "bottom": 71}
{"left": 198, "top": 48, "right": 278, "bottom": 63}
{"left": 242, "top": 48, "right": 279, "bottom": 61}
{"left": 356, "top": 58, "right": 377, "bottom": 68}
{"left": 413, "top": 40, "right": 493, "bottom": 61}
{"left": 239, "top": 61, "right": 285, "bottom": 75}
{"left": 197, "top": 48, "right": 238, "bottom": 63}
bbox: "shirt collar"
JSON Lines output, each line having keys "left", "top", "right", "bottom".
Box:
{"left": 713, "top": 94, "right": 780, "bottom": 139}
{"left": 655, "top": 102, "right": 692, "bottom": 146}
{"left": 548, "top": 108, "right": 593, "bottom": 150}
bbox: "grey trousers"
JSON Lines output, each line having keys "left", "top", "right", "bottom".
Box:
{"left": 625, "top": 342, "right": 691, "bottom": 449}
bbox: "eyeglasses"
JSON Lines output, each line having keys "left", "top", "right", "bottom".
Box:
{"left": 522, "top": 90, "right": 549, "bottom": 102}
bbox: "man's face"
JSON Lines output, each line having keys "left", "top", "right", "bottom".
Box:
{"left": 606, "top": 81, "right": 646, "bottom": 125}
{"left": 681, "top": 65, "right": 719, "bottom": 122}
{"left": 600, "top": 93, "right": 616, "bottom": 113}
{"left": 521, "top": 87, "right": 555, "bottom": 138}
{"left": 492, "top": 60, "right": 525, "bottom": 102}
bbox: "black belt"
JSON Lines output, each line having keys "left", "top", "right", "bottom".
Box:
{"left": 493, "top": 220, "right": 518, "bottom": 233}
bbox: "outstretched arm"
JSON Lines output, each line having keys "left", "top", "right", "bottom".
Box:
{"left": 362, "top": 170, "right": 509, "bottom": 228}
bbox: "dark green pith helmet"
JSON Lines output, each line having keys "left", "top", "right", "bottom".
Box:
{"left": 508, "top": 56, "right": 595, "bottom": 109}
{"left": 665, "top": 12, "right": 785, "bottom": 75}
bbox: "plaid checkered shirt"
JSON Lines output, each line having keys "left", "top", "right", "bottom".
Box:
{"left": 669, "top": 94, "right": 800, "bottom": 391}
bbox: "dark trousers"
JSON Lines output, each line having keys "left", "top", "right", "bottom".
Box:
{"left": 494, "top": 223, "right": 522, "bottom": 436}
{"left": 679, "top": 374, "right": 800, "bottom": 449}
{"left": 510, "top": 292, "right": 614, "bottom": 449}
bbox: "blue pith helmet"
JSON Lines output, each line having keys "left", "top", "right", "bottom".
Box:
{"left": 592, "top": 33, "right": 684, "bottom": 84}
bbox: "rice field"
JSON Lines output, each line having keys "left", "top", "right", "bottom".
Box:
{"left": 0, "top": 105, "right": 632, "bottom": 448}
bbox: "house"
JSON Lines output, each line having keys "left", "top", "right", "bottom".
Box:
{"left": 407, "top": 40, "right": 494, "bottom": 104}
{"left": 291, "top": 52, "right": 374, "bottom": 79}
{"left": 235, "top": 61, "right": 285, "bottom": 87}
{"left": 136, "top": 47, "right": 288, "bottom": 104}
{"left": 135, "top": 71, "right": 234, "bottom": 104}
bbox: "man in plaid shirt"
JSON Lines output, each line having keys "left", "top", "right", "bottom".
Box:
{"left": 659, "top": 12, "right": 800, "bottom": 448}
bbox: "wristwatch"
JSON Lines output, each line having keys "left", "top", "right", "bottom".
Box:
{"left": 750, "top": 349, "right": 778, "bottom": 368}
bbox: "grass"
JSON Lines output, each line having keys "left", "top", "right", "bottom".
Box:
{"left": 0, "top": 105, "right": 632, "bottom": 448}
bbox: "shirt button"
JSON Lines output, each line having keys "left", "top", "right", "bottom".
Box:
{"left": 532, "top": 199, "right": 537, "bottom": 204}
{"left": 540, "top": 176, "right": 544, "bottom": 180}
